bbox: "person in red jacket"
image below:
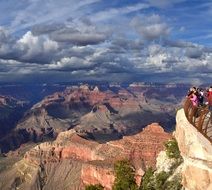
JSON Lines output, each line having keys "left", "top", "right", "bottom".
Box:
{"left": 208, "top": 86, "right": 212, "bottom": 112}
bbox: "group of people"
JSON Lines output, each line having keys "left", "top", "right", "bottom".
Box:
{"left": 187, "top": 86, "right": 212, "bottom": 111}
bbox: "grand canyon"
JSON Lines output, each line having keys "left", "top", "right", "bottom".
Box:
{"left": 0, "top": 82, "right": 186, "bottom": 189}
{"left": 1, "top": 1, "right": 212, "bottom": 189}
{"left": 0, "top": 82, "right": 211, "bottom": 190}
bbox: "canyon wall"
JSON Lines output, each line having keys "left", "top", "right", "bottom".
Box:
{"left": 175, "top": 109, "right": 212, "bottom": 190}
{"left": 0, "top": 123, "right": 171, "bottom": 190}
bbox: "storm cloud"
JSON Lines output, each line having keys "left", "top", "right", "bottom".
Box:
{"left": 0, "top": 0, "right": 211, "bottom": 83}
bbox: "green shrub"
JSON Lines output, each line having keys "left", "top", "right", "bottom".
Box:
{"left": 140, "top": 170, "right": 172, "bottom": 190}
{"left": 140, "top": 167, "right": 154, "bottom": 190}
{"left": 164, "top": 139, "right": 181, "bottom": 159}
{"left": 154, "top": 171, "right": 169, "bottom": 190}
{"left": 112, "top": 160, "right": 138, "bottom": 190}
{"left": 85, "top": 184, "right": 104, "bottom": 190}
{"left": 165, "top": 176, "right": 182, "bottom": 190}
{"left": 140, "top": 138, "right": 183, "bottom": 190}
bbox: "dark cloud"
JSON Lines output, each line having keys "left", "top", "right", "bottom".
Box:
{"left": 163, "top": 39, "right": 196, "bottom": 48}
{"left": 111, "top": 38, "right": 144, "bottom": 52}
{"left": 31, "top": 20, "right": 110, "bottom": 46}
{"left": 92, "top": 52, "right": 133, "bottom": 74}
{"left": 185, "top": 47, "right": 203, "bottom": 59}
{"left": 0, "top": 13, "right": 211, "bottom": 84}
{"left": 66, "top": 46, "right": 95, "bottom": 58}
{"left": 80, "top": 17, "right": 93, "bottom": 26}
{"left": 0, "top": 28, "right": 11, "bottom": 43}
{"left": 0, "top": 28, "right": 15, "bottom": 54}
{"left": 31, "top": 23, "right": 66, "bottom": 36}
{"left": 131, "top": 14, "right": 170, "bottom": 41}
{"left": 51, "top": 31, "right": 107, "bottom": 46}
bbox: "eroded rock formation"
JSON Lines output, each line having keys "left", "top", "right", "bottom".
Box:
{"left": 0, "top": 123, "right": 171, "bottom": 190}
{"left": 1, "top": 84, "right": 177, "bottom": 153}
{"left": 175, "top": 109, "right": 212, "bottom": 190}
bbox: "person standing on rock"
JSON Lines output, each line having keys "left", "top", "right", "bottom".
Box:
{"left": 207, "top": 86, "right": 212, "bottom": 112}
{"left": 197, "top": 88, "right": 204, "bottom": 106}
{"left": 188, "top": 89, "right": 199, "bottom": 118}
{"left": 189, "top": 90, "right": 199, "bottom": 107}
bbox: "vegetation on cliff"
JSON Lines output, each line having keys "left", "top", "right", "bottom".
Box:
{"left": 85, "top": 160, "right": 138, "bottom": 190}
{"left": 140, "top": 169, "right": 182, "bottom": 190}
{"left": 139, "top": 167, "right": 154, "bottom": 190}
{"left": 112, "top": 160, "right": 138, "bottom": 190}
{"left": 164, "top": 138, "right": 181, "bottom": 159}
{"left": 140, "top": 138, "right": 183, "bottom": 190}
{"left": 85, "top": 138, "right": 183, "bottom": 190}
{"left": 85, "top": 184, "right": 104, "bottom": 190}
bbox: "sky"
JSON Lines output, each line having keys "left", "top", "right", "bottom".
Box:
{"left": 0, "top": 0, "right": 211, "bottom": 84}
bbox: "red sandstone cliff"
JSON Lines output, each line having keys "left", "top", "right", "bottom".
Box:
{"left": 9, "top": 123, "right": 171, "bottom": 190}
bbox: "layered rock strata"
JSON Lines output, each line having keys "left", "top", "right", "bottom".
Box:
{"left": 2, "top": 84, "right": 176, "bottom": 153}
{"left": 0, "top": 123, "right": 171, "bottom": 190}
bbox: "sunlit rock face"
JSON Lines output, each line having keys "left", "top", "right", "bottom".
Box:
{"left": 0, "top": 123, "right": 171, "bottom": 190}
{"left": 175, "top": 109, "right": 212, "bottom": 190}
{"left": 1, "top": 84, "right": 177, "bottom": 153}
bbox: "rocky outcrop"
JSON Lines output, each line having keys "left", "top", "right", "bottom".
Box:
{"left": 0, "top": 95, "right": 25, "bottom": 107}
{"left": 80, "top": 123, "right": 171, "bottom": 189}
{"left": 175, "top": 109, "right": 212, "bottom": 190}
{"left": 0, "top": 123, "right": 171, "bottom": 190}
{"left": 0, "top": 96, "right": 8, "bottom": 106}
{"left": 81, "top": 161, "right": 115, "bottom": 189}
